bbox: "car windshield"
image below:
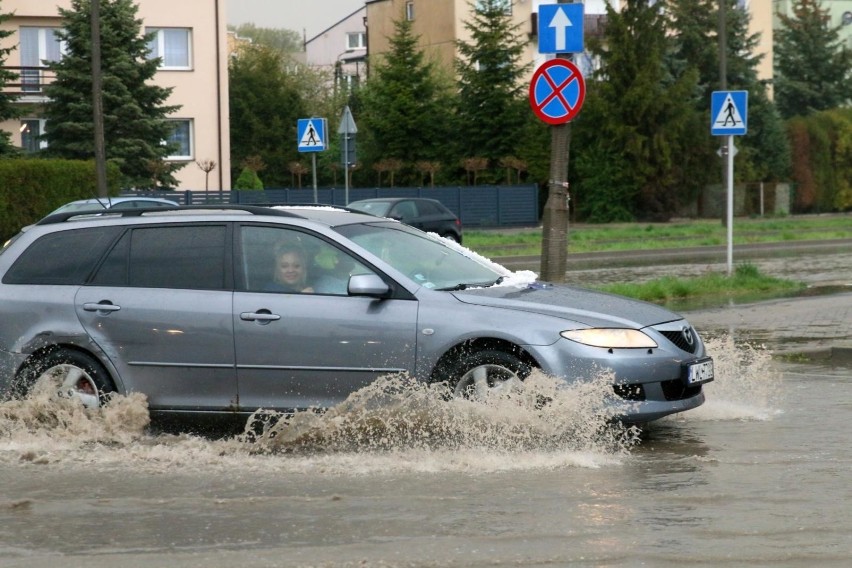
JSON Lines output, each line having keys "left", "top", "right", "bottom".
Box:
{"left": 336, "top": 222, "right": 503, "bottom": 290}
{"left": 348, "top": 201, "right": 392, "bottom": 217}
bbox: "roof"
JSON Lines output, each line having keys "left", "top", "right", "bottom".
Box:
{"left": 305, "top": 5, "right": 367, "bottom": 45}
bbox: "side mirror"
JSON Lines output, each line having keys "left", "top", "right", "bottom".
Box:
{"left": 348, "top": 274, "right": 391, "bottom": 297}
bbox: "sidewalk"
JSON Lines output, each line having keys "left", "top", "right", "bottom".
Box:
{"left": 684, "top": 291, "right": 852, "bottom": 363}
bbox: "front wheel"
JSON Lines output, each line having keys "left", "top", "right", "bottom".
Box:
{"left": 15, "top": 349, "right": 116, "bottom": 409}
{"left": 444, "top": 350, "right": 532, "bottom": 400}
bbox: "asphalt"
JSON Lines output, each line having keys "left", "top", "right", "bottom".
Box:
{"left": 683, "top": 291, "right": 852, "bottom": 364}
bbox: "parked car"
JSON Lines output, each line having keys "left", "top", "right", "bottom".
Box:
{"left": 48, "top": 196, "right": 179, "bottom": 216}
{"left": 0, "top": 205, "right": 712, "bottom": 426}
{"left": 347, "top": 197, "right": 463, "bottom": 243}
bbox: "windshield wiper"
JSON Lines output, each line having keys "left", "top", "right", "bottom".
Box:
{"left": 437, "top": 277, "right": 504, "bottom": 292}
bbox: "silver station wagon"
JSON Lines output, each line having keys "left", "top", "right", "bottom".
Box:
{"left": 0, "top": 205, "right": 713, "bottom": 425}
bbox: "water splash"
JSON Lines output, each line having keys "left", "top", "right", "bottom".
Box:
{"left": 684, "top": 334, "right": 783, "bottom": 422}
{"left": 0, "top": 370, "right": 637, "bottom": 474}
{"left": 241, "top": 371, "right": 638, "bottom": 457}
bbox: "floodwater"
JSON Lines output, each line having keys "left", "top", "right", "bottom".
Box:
{"left": 2, "top": 334, "right": 851, "bottom": 567}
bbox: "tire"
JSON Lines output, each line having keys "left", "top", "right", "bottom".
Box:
{"left": 442, "top": 349, "right": 532, "bottom": 400}
{"left": 441, "top": 232, "right": 461, "bottom": 243}
{"left": 15, "top": 349, "right": 116, "bottom": 409}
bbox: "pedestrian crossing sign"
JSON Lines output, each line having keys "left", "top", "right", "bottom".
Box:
{"left": 297, "top": 118, "right": 327, "bottom": 152}
{"left": 711, "top": 91, "right": 748, "bottom": 136}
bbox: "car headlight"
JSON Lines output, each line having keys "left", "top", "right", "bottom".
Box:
{"left": 560, "top": 328, "right": 658, "bottom": 349}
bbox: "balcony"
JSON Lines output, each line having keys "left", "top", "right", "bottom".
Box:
{"left": 2, "top": 66, "right": 57, "bottom": 102}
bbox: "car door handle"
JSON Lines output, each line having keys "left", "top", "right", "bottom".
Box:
{"left": 83, "top": 302, "right": 121, "bottom": 313}
{"left": 240, "top": 311, "right": 281, "bottom": 322}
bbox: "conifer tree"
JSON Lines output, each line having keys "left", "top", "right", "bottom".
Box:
{"left": 455, "top": 0, "right": 529, "bottom": 162}
{"left": 775, "top": 0, "right": 852, "bottom": 118}
{"left": 574, "top": 0, "right": 698, "bottom": 221}
{"left": 358, "top": 13, "right": 454, "bottom": 183}
{"left": 0, "top": 6, "right": 19, "bottom": 155}
{"left": 42, "top": 0, "right": 181, "bottom": 187}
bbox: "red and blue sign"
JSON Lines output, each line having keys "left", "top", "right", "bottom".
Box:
{"left": 529, "top": 59, "right": 586, "bottom": 125}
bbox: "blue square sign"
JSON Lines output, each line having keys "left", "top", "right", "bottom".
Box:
{"left": 538, "top": 4, "right": 584, "bottom": 54}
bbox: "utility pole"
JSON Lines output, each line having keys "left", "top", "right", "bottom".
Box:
{"left": 91, "top": 0, "right": 108, "bottom": 198}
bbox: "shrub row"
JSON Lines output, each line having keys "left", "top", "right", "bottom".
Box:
{"left": 0, "top": 158, "right": 121, "bottom": 242}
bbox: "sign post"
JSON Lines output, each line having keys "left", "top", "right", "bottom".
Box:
{"left": 532, "top": 1, "right": 585, "bottom": 283}
{"left": 337, "top": 106, "right": 358, "bottom": 206}
{"left": 297, "top": 117, "right": 327, "bottom": 202}
{"left": 711, "top": 90, "right": 748, "bottom": 275}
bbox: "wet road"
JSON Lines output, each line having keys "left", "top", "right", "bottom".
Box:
{"left": 2, "top": 251, "right": 851, "bottom": 567}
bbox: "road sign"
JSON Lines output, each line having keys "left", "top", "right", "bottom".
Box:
{"left": 711, "top": 91, "right": 748, "bottom": 136}
{"left": 297, "top": 118, "right": 327, "bottom": 152}
{"left": 529, "top": 58, "right": 586, "bottom": 125}
{"left": 537, "top": 3, "right": 584, "bottom": 54}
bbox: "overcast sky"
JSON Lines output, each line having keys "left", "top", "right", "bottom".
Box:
{"left": 227, "top": 0, "right": 365, "bottom": 40}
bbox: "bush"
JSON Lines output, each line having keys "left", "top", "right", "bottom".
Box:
{"left": 0, "top": 158, "right": 121, "bottom": 241}
{"left": 234, "top": 167, "right": 264, "bottom": 190}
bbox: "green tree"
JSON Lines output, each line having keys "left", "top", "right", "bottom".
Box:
{"left": 228, "top": 23, "right": 302, "bottom": 53}
{"left": 42, "top": 0, "right": 182, "bottom": 188}
{"left": 229, "top": 44, "right": 306, "bottom": 187}
{"left": 358, "top": 13, "right": 454, "bottom": 184}
{"left": 455, "top": 0, "right": 529, "bottom": 163}
{"left": 574, "top": 0, "right": 699, "bottom": 221}
{"left": 775, "top": 0, "right": 852, "bottom": 119}
{"left": 0, "top": 5, "right": 19, "bottom": 155}
{"left": 667, "top": 0, "right": 789, "bottom": 185}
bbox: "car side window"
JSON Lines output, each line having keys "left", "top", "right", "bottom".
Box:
{"left": 238, "top": 226, "right": 375, "bottom": 296}
{"left": 390, "top": 201, "right": 418, "bottom": 222}
{"left": 3, "top": 227, "right": 121, "bottom": 285}
{"left": 91, "top": 225, "right": 228, "bottom": 290}
{"left": 416, "top": 200, "right": 442, "bottom": 215}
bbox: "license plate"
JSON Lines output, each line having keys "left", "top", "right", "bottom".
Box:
{"left": 684, "top": 357, "right": 714, "bottom": 385}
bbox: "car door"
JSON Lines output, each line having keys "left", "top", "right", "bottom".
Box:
{"left": 232, "top": 225, "right": 419, "bottom": 411}
{"left": 76, "top": 224, "right": 238, "bottom": 411}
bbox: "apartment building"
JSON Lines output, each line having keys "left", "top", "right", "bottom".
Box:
{"left": 0, "top": 0, "right": 231, "bottom": 191}
{"left": 364, "top": 0, "right": 776, "bottom": 91}
{"left": 305, "top": 6, "right": 368, "bottom": 90}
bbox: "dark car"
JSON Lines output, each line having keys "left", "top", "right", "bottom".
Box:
{"left": 347, "top": 198, "right": 463, "bottom": 243}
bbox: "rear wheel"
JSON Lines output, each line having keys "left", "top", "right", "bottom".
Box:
{"left": 441, "top": 232, "right": 460, "bottom": 243}
{"left": 443, "top": 349, "right": 532, "bottom": 400}
{"left": 15, "top": 349, "right": 116, "bottom": 409}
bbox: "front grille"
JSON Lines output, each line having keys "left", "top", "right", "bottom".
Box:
{"left": 661, "top": 379, "right": 702, "bottom": 401}
{"left": 659, "top": 329, "right": 698, "bottom": 354}
{"left": 614, "top": 383, "right": 646, "bottom": 401}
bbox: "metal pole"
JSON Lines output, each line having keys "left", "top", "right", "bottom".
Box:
{"left": 91, "top": 0, "right": 108, "bottom": 198}
{"left": 312, "top": 153, "right": 318, "bottom": 203}
{"left": 726, "top": 135, "right": 734, "bottom": 276}
{"left": 344, "top": 133, "right": 349, "bottom": 205}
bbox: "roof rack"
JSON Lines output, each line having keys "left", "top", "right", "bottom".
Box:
{"left": 35, "top": 204, "right": 308, "bottom": 226}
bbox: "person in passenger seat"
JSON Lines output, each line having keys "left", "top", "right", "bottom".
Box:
{"left": 265, "top": 243, "right": 314, "bottom": 293}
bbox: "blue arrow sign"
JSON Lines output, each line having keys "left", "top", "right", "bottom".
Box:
{"left": 297, "top": 118, "right": 327, "bottom": 152}
{"left": 538, "top": 4, "right": 584, "bottom": 54}
{"left": 710, "top": 91, "right": 748, "bottom": 136}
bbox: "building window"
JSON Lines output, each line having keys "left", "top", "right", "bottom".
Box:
{"left": 165, "top": 119, "right": 193, "bottom": 160}
{"left": 20, "top": 119, "right": 47, "bottom": 153}
{"left": 20, "top": 27, "right": 63, "bottom": 92}
{"left": 406, "top": 1, "right": 415, "bottom": 21}
{"left": 347, "top": 31, "right": 366, "bottom": 50}
{"left": 146, "top": 28, "right": 192, "bottom": 69}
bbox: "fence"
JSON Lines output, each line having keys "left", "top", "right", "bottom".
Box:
{"left": 124, "top": 184, "right": 541, "bottom": 228}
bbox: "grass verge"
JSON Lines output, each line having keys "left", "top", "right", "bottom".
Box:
{"left": 465, "top": 215, "right": 852, "bottom": 257}
{"left": 591, "top": 263, "right": 805, "bottom": 306}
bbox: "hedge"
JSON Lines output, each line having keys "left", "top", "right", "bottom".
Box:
{"left": 0, "top": 158, "right": 121, "bottom": 242}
